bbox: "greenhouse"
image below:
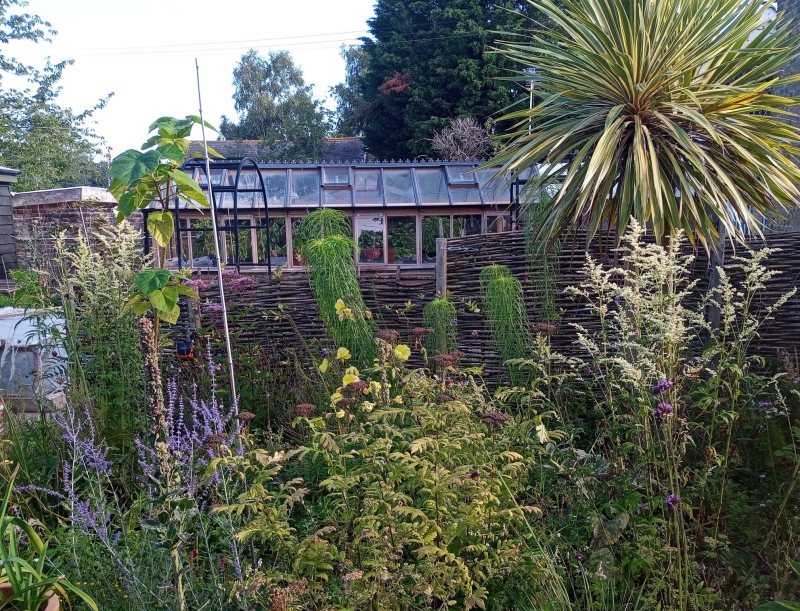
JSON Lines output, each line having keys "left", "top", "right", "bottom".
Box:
{"left": 145, "top": 159, "right": 533, "bottom": 273}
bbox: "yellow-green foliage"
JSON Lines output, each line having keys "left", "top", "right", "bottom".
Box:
{"left": 479, "top": 265, "right": 534, "bottom": 385}
{"left": 300, "top": 210, "right": 376, "bottom": 366}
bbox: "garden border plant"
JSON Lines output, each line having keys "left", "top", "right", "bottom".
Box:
{"left": 299, "top": 209, "right": 377, "bottom": 368}
{"left": 479, "top": 264, "right": 534, "bottom": 386}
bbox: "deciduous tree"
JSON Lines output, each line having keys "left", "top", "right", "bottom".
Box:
{"left": 0, "top": 1, "right": 112, "bottom": 190}
{"left": 220, "top": 50, "right": 331, "bottom": 161}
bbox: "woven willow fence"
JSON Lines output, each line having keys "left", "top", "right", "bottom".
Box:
{"left": 191, "top": 269, "right": 436, "bottom": 368}
{"left": 190, "top": 230, "right": 800, "bottom": 382}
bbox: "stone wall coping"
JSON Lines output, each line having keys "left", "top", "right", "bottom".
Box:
{"left": 11, "top": 187, "right": 117, "bottom": 209}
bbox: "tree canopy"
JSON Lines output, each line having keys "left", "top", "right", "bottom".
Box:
{"left": 330, "top": 44, "right": 370, "bottom": 137}
{"left": 220, "top": 50, "right": 332, "bottom": 161}
{"left": 0, "top": 1, "right": 111, "bottom": 191}
{"left": 355, "top": 0, "right": 536, "bottom": 160}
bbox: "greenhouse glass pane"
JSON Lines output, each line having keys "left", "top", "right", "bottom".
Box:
{"left": 445, "top": 165, "right": 477, "bottom": 184}
{"left": 388, "top": 216, "right": 417, "bottom": 264}
{"left": 449, "top": 186, "right": 482, "bottom": 203}
{"left": 323, "top": 187, "right": 353, "bottom": 206}
{"left": 421, "top": 216, "right": 451, "bottom": 263}
{"left": 353, "top": 169, "right": 383, "bottom": 205}
{"left": 356, "top": 215, "right": 385, "bottom": 263}
{"left": 222, "top": 218, "right": 254, "bottom": 264}
{"left": 476, "top": 168, "right": 510, "bottom": 204}
{"left": 384, "top": 169, "right": 415, "bottom": 204}
{"left": 189, "top": 218, "right": 221, "bottom": 270}
{"left": 453, "top": 214, "right": 482, "bottom": 236}
{"left": 416, "top": 168, "right": 449, "bottom": 204}
{"left": 291, "top": 169, "right": 320, "bottom": 207}
{"left": 256, "top": 217, "right": 288, "bottom": 266}
{"left": 262, "top": 171, "right": 288, "bottom": 206}
{"left": 487, "top": 214, "right": 513, "bottom": 233}
{"left": 323, "top": 167, "right": 350, "bottom": 185}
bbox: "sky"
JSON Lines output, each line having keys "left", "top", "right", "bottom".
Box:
{"left": 6, "top": 0, "right": 377, "bottom": 157}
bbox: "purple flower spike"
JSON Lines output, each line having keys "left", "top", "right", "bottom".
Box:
{"left": 450, "top": 318, "right": 458, "bottom": 325}
{"left": 652, "top": 402, "right": 674, "bottom": 420}
{"left": 665, "top": 493, "right": 681, "bottom": 508}
{"left": 759, "top": 401, "right": 773, "bottom": 408}
{"left": 652, "top": 378, "right": 674, "bottom": 394}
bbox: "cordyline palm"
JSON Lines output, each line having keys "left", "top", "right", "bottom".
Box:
{"left": 490, "top": 0, "right": 800, "bottom": 250}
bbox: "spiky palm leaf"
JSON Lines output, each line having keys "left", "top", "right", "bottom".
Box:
{"left": 490, "top": 0, "right": 800, "bottom": 249}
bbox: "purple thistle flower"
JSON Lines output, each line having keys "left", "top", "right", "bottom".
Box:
{"left": 652, "top": 378, "right": 675, "bottom": 394}
{"left": 665, "top": 493, "right": 681, "bottom": 508}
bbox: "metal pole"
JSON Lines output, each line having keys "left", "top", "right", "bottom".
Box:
{"left": 195, "top": 58, "right": 238, "bottom": 410}
{"left": 528, "top": 67, "right": 535, "bottom": 135}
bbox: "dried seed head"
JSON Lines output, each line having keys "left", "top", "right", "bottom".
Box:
{"left": 295, "top": 403, "right": 317, "bottom": 418}
{"left": 344, "top": 380, "right": 368, "bottom": 394}
{"left": 480, "top": 411, "right": 511, "bottom": 425}
{"left": 237, "top": 411, "right": 256, "bottom": 423}
{"left": 376, "top": 329, "right": 400, "bottom": 343}
{"left": 201, "top": 433, "right": 227, "bottom": 450}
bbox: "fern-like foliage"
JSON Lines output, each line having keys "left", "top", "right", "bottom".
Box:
{"left": 300, "top": 210, "right": 376, "bottom": 367}
{"left": 479, "top": 265, "right": 534, "bottom": 386}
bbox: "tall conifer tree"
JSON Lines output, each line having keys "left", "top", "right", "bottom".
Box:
{"left": 359, "top": 0, "right": 536, "bottom": 160}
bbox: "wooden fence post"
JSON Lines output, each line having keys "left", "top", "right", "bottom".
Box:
{"left": 435, "top": 237, "right": 448, "bottom": 295}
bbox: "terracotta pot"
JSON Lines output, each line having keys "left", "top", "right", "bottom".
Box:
{"left": 360, "top": 247, "right": 383, "bottom": 263}
{"left": 0, "top": 583, "right": 60, "bottom": 611}
{"left": 292, "top": 250, "right": 306, "bottom": 266}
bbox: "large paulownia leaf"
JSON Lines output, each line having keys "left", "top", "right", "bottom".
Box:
{"left": 109, "top": 149, "right": 161, "bottom": 184}
{"left": 134, "top": 268, "right": 171, "bottom": 295}
{"left": 147, "top": 211, "right": 174, "bottom": 248}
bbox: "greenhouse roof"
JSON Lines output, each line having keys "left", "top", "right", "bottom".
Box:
{"left": 162, "top": 158, "right": 537, "bottom": 211}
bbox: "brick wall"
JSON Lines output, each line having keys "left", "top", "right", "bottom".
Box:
{"left": 10, "top": 187, "right": 142, "bottom": 271}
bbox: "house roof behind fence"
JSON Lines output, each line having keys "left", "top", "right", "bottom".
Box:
{"left": 186, "top": 137, "right": 369, "bottom": 163}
